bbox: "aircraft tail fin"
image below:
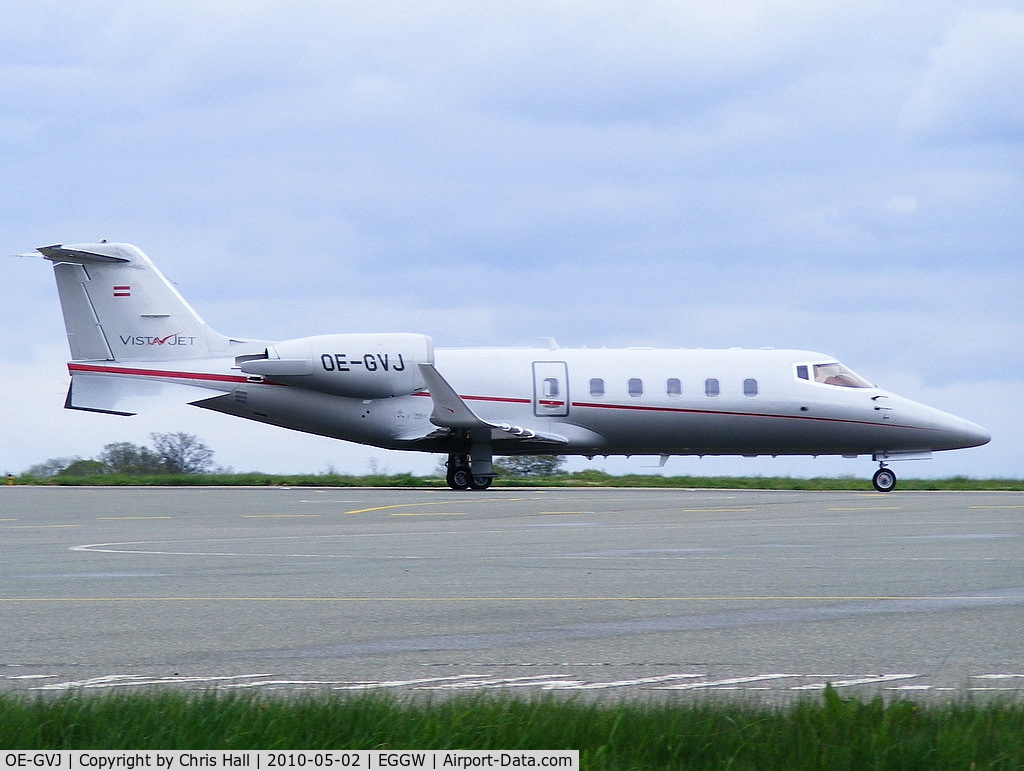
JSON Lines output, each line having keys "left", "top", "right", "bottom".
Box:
{"left": 35, "top": 242, "right": 232, "bottom": 361}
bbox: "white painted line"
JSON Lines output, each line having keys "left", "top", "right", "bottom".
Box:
{"left": 791, "top": 674, "right": 919, "bottom": 690}
{"left": 658, "top": 674, "right": 801, "bottom": 690}
{"left": 34, "top": 673, "right": 274, "bottom": 690}
{"left": 4, "top": 674, "right": 57, "bottom": 680}
{"left": 562, "top": 673, "right": 706, "bottom": 690}
{"left": 334, "top": 675, "right": 489, "bottom": 690}
{"left": 886, "top": 685, "right": 933, "bottom": 691}
{"left": 491, "top": 680, "right": 588, "bottom": 690}
{"left": 421, "top": 675, "right": 576, "bottom": 690}
{"left": 224, "top": 680, "right": 349, "bottom": 688}
{"left": 35, "top": 674, "right": 144, "bottom": 690}
{"left": 24, "top": 670, "right": 1021, "bottom": 694}
{"left": 969, "top": 687, "right": 1024, "bottom": 692}
{"left": 219, "top": 675, "right": 492, "bottom": 690}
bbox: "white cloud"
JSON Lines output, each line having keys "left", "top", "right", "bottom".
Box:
{"left": 885, "top": 196, "right": 918, "bottom": 214}
{"left": 901, "top": 9, "right": 1024, "bottom": 143}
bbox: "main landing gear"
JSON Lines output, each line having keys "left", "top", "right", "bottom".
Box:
{"left": 445, "top": 453, "right": 493, "bottom": 491}
{"left": 872, "top": 464, "right": 897, "bottom": 493}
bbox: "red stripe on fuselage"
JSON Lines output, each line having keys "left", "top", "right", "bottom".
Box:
{"left": 68, "top": 362, "right": 248, "bottom": 385}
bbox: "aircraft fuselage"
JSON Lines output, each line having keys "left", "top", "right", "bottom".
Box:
{"left": 71, "top": 346, "right": 987, "bottom": 460}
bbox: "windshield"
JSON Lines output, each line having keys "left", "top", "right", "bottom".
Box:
{"left": 810, "top": 362, "right": 873, "bottom": 388}
{"left": 797, "top": 362, "right": 873, "bottom": 388}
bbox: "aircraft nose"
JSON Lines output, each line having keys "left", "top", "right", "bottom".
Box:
{"left": 887, "top": 394, "right": 990, "bottom": 451}
{"left": 959, "top": 419, "right": 991, "bottom": 449}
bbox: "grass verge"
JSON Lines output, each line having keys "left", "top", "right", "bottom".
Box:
{"left": 8, "top": 471, "right": 1024, "bottom": 490}
{"left": 1, "top": 688, "right": 1023, "bottom": 768}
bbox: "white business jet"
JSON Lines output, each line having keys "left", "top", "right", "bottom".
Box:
{"left": 27, "top": 242, "right": 989, "bottom": 492}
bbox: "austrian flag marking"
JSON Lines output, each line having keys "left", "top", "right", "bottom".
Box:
{"left": 113, "top": 285, "right": 131, "bottom": 297}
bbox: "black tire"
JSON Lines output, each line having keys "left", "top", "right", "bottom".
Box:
{"left": 469, "top": 476, "right": 493, "bottom": 490}
{"left": 872, "top": 467, "right": 897, "bottom": 493}
{"left": 447, "top": 466, "right": 472, "bottom": 490}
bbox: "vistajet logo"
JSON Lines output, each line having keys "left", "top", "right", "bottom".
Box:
{"left": 119, "top": 333, "right": 197, "bottom": 346}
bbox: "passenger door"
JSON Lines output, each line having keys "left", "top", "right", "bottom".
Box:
{"left": 532, "top": 361, "right": 569, "bottom": 417}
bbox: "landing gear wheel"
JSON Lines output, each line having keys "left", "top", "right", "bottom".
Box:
{"left": 447, "top": 466, "right": 472, "bottom": 491}
{"left": 872, "top": 466, "right": 897, "bottom": 493}
{"left": 445, "top": 449, "right": 494, "bottom": 491}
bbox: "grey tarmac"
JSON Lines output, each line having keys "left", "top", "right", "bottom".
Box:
{"left": 1, "top": 485, "right": 1023, "bottom": 699}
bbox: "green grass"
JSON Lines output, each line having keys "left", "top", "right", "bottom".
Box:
{"left": 11, "top": 472, "right": 441, "bottom": 487}
{"left": 1, "top": 688, "right": 1023, "bottom": 768}
{"left": 8, "top": 471, "right": 1024, "bottom": 490}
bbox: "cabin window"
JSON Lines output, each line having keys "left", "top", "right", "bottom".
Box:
{"left": 705, "top": 378, "right": 720, "bottom": 397}
{"left": 743, "top": 378, "right": 759, "bottom": 397}
{"left": 666, "top": 378, "right": 682, "bottom": 397}
{"left": 589, "top": 378, "right": 605, "bottom": 397}
{"left": 628, "top": 378, "right": 643, "bottom": 397}
{"left": 542, "top": 378, "right": 559, "bottom": 398}
{"left": 796, "top": 365, "right": 809, "bottom": 381}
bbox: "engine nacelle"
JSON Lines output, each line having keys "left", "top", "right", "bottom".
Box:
{"left": 237, "top": 333, "right": 433, "bottom": 398}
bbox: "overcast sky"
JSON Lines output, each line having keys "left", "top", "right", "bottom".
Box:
{"left": 3, "top": 1, "right": 1021, "bottom": 479}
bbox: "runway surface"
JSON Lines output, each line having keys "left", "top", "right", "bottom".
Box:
{"left": 2, "top": 485, "right": 1023, "bottom": 698}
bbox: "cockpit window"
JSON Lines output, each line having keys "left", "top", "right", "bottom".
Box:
{"left": 811, "top": 362, "right": 872, "bottom": 388}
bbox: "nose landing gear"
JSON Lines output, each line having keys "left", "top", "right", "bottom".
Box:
{"left": 872, "top": 464, "right": 897, "bottom": 493}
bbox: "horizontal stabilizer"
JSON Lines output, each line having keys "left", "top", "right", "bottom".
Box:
{"left": 66, "top": 373, "right": 222, "bottom": 415}
{"left": 36, "top": 243, "right": 132, "bottom": 264}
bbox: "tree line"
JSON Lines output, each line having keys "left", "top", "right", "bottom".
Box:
{"left": 25, "top": 432, "right": 218, "bottom": 477}
{"left": 23, "top": 435, "right": 565, "bottom": 479}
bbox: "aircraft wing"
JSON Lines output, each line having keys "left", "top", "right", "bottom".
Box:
{"left": 414, "top": 363, "right": 568, "bottom": 445}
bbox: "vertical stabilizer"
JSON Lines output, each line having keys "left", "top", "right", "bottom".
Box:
{"left": 37, "top": 242, "right": 231, "bottom": 361}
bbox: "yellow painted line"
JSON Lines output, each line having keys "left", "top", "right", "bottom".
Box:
{"left": 347, "top": 498, "right": 526, "bottom": 515}
{"left": 348, "top": 502, "right": 450, "bottom": 514}
{"left": 7, "top": 524, "right": 78, "bottom": 529}
{"left": 0, "top": 518, "right": 17, "bottom": 522}
{"left": 389, "top": 512, "right": 465, "bottom": 517}
{"left": 242, "top": 514, "right": 320, "bottom": 519}
{"left": 538, "top": 511, "right": 591, "bottom": 515}
{"left": 681, "top": 508, "right": 755, "bottom": 513}
{"left": 97, "top": 516, "right": 173, "bottom": 521}
{"left": 827, "top": 507, "right": 901, "bottom": 512}
{"left": 969, "top": 505, "right": 1024, "bottom": 509}
{"left": 0, "top": 594, "right": 991, "bottom": 603}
